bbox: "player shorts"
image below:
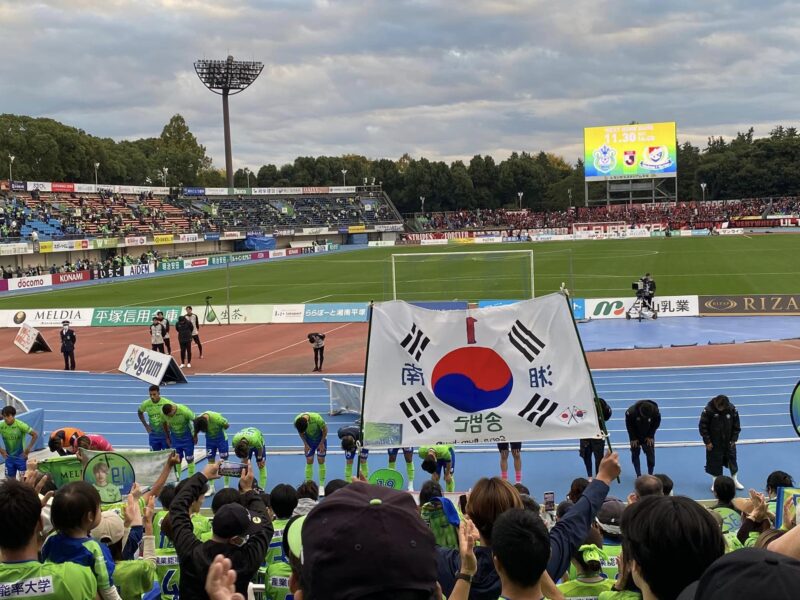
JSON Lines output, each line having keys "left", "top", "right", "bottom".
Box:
{"left": 497, "top": 442, "right": 522, "bottom": 452}
{"left": 206, "top": 436, "right": 229, "bottom": 461}
{"left": 387, "top": 447, "right": 414, "bottom": 458}
{"left": 345, "top": 448, "right": 369, "bottom": 462}
{"left": 305, "top": 438, "right": 327, "bottom": 459}
{"left": 172, "top": 434, "right": 195, "bottom": 462}
{"left": 435, "top": 448, "right": 455, "bottom": 477}
{"left": 4, "top": 455, "right": 26, "bottom": 478}
{"left": 245, "top": 445, "right": 266, "bottom": 465}
{"left": 149, "top": 432, "right": 170, "bottom": 452}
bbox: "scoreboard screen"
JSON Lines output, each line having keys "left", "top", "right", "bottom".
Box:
{"left": 584, "top": 122, "right": 677, "bottom": 181}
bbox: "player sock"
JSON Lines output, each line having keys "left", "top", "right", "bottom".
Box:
{"left": 446, "top": 478, "right": 455, "bottom": 493}
{"left": 406, "top": 461, "right": 415, "bottom": 483}
{"left": 188, "top": 462, "right": 195, "bottom": 477}
{"left": 388, "top": 461, "right": 397, "bottom": 471}
{"left": 515, "top": 470, "right": 522, "bottom": 484}
{"left": 501, "top": 470, "right": 508, "bottom": 480}
{"left": 224, "top": 476, "right": 230, "bottom": 488}
{"left": 259, "top": 467, "right": 267, "bottom": 490}
{"left": 344, "top": 462, "right": 353, "bottom": 481}
{"left": 319, "top": 463, "right": 327, "bottom": 487}
{"left": 360, "top": 460, "right": 369, "bottom": 479}
{"left": 305, "top": 463, "right": 313, "bottom": 481}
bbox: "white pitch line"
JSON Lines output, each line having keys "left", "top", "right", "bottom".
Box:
{"left": 302, "top": 294, "right": 333, "bottom": 303}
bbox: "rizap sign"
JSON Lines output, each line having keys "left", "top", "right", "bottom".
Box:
{"left": 699, "top": 295, "right": 800, "bottom": 316}
{"left": 586, "top": 296, "right": 699, "bottom": 319}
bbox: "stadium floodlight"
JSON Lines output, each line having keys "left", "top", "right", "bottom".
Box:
{"left": 8, "top": 154, "right": 14, "bottom": 182}
{"left": 517, "top": 191, "right": 523, "bottom": 209}
{"left": 194, "top": 56, "right": 263, "bottom": 188}
{"left": 94, "top": 162, "right": 100, "bottom": 188}
{"left": 341, "top": 169, "right": 347, "bottom": 186}
{"left": 700, "top": 182, "right": 707, "bottom": 202}
{"left": 420, "top": 195, "right": 425, "bottom": 213}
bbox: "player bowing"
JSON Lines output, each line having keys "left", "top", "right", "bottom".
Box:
{"left": 162, "top": 402, "right": 196, "bottom": 479}
{"left": 419, "top": 445, "right": 456, "bottom": 492}
{"left": 233, "top": 427, "right": 268, "bottom": 490}
{"left": 194, "top": 411, "right": 231, "bottom": 492}
{"left": 294, "top": 412, "right": 328, "bottom": 490}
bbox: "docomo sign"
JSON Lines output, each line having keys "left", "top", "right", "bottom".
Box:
{"left": 586, "top": 295, "right": 699, "bottom": 319}
{"left": 7, "top": 275, "right": 52, "bottom": 291}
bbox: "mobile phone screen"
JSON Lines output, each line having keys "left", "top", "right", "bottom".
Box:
{"left": 219, "top": 461, "right": 246, "bottom": 477}
{"left": 544, "top": 491, "right": 555, "bottom": 512}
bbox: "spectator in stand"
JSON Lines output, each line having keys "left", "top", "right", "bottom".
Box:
{"left": 293, "top": 481, "right": 318, "bottom": 516}
{"left": 710, "top": 476, "right": 743, "bottom": 535}
{"left": 625, "top": 400, "right": 661, "bottom": 477}
{"left": 169, "top": 461, "right": 273, "bottom": 600}
{"left": 700, "top": 395, "right": 743, "bottom": 490}
{"left": 0, "top": 479, "right": 97, "bottom": 599}
{"left": 593, "top": 498, "right": 625, "bottom": 583}
{"left": 557, "top": 527, "right": 614, "bottom": 597}
{"left": 628, "top": 475, "right": 664, "bottom": 504}
{"left": 655, "top": 473, "right": 674, "bottom": 496}
{"left": 568, "top": 478, "right": 590, "bottom": 503}
{"left": 621, "top": 495, "right": 725, "bottom": 600}
{"left": 580, "top": 398, "right": 612, "bottom": 478}
{"left": 262, "top": 484, "right": 298, "bottom": 600}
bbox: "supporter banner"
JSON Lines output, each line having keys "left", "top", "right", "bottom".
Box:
{"left": 7, "top": 274, "right": 52, "bottom": 291}
{"left": 348, "top": 225, "right": 366, "bottom": 233}
{"left": 362, "top": 294, "right": 602, "bottom": 447}
{"left": 328, "top": 186, "right": 356, "bottom": 194}
{"left": 26, "top": 181, "right": 52, "bottom": 192}
{"left": 0, "top": 242, "right": 31, "bottom": 255}
{"left": 304, "top": 303, "right": 370, "bottom": 323}
{"left": 13, "top": 323, "right": 52, "bottom": 353}
{"left": 178, "top": 233, "right": 200, "bottom": 243}
{"left": 273, "top": 229, "right": 295, "bottom": 237}
{"left": 10, "top": 180, "right": 26, "bottom": 191}
{"left": 157, "top": 259, "right": 184, "bottom": 272}
{"left": 248, "top": 251, "right": 269, "bottom": 261}
{"left": 1, "top": 307, "right": 94, "bottom": 328}
{"left": 91, "top": 238, "right": 118, "bottom": 249}
{"left": 368, "top": 241, "right": 396, "bottom": 247}
{"left": 302, "top": 186, "right": 330, "bottom": 194}
{"left": 74, "top": 183, "right": 96, "bottom": 193}
{"left": 375, "top": 224, "right": 405, "bottom": 232}
{"left": 221, "top": 231, "right": 244, "bottom": 240}
{"left": 92, "top": 306, "right": 182, "bottom": 327}
{"left": 183, "top": 257, "right": 208, "bottom": 269}
{"left": 204, "top": 187, "right": 228, "bottom": 196}
{"left": 53, "top": 271, "right": 91, "bottom": 285}
{"left": 406, "top": 231, "right": 475, "bottom": 241}
{"left": 301, "top": 227, "right": 328, "bottom": 235}
{"left": 123, "top": 263, "right": 156, "bottom": 276}
{"left": 38, "top": 450, "right": 178, "bottom": 491}
{"left": 51, "top": 182, "right": 74, "bottom": 193}
{"left": 271, "top": 249, "right": 286, "bottom": 258}
{"left": 699, "top": 295, "right": 800, "bottom": 316}
{"left": 124, "top": 236, "right": 148, "bottom": 246}
{"left": 272, "top": 304, "right": 305, "bottom": 323}
{"left": 204, "top": 232, "right": 221, "bottom": 241}
{"left": 586, "top": 295, "right": 699, "bottom": 319}
{"left": 718, "top": 228, "right": 744, "bottom": 236}
{"left": 153, "top": 234, "right": 174, "bottom": 245}
{"left": 182, "top": 187, "right": 206, "bottom": 196}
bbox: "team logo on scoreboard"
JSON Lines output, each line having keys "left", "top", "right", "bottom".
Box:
{"left": 592, "top": 144, "right": 617, "bottom": 174}
{"left": 639, "top": 146, "right": 673, "bottom": 170}
{"left": 624, "top": 150, "right": 637, "bottom": 166}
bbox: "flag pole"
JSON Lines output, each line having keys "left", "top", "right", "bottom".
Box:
{"left": 562, "top": 292, "right": 616, "bottom": 460}
{"left": 358, "top": 301, "right": 376, "bottom": 448}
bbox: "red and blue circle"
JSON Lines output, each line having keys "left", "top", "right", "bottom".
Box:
{"left": 431, "top": 347, "right": 513, "bottom": 413}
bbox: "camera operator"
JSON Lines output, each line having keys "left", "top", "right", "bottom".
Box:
{"left": 638, "top": 273, "right": 656, "bottom": 310}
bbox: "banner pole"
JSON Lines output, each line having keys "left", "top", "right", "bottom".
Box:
{"left": 226, "top": 261, "right": 231, "bottom": 325}
{"left": 358, "top": 301, "right": 376, "bottom": 447}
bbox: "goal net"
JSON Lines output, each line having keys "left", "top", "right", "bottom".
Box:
{"left": 390, "top": 250, "right": 534, "bottom": 302}
{"left": 325, "top": 378, "right": 363, "bottom": 416}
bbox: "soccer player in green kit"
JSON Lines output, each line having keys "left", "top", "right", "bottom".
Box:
{"left": 0, "top": 406, "right": 38, "bottom": 480}
{"left": 162, "top": 402, "right": 196, "bottom": 479}
{"left": 294, "top": 412, "right": 328, "bottom": 489}
{"left": 193, "top": 410, "right": 231, "bottom": 491}
{"left": 137, "top": 385, "right": 173, "bottom": 451}
{"left": 419, "top": 445, "right": 456, "bottom": 492}
{"left": 233, "top": 427, "right": 268, "bottom": 490}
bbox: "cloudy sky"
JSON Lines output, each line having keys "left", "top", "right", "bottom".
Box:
{"left": 1, "top": 0, "right": 798, "bottom": 171}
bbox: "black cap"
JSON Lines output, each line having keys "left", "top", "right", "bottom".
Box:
{"left": 62, "top": 320, "right": 70, "bottom": 325}
{"left": 676, "top": 548, "right": 800, "bottom": 600}
{"left": 301, "top": 482, "right": 437, "bottom": 599}
{"left": 211, "top": 503, "right": 264, "bottom": 539}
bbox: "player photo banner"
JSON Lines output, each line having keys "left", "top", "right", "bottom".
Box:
{"left": 362, "top": 293, "right": 602, "bottom": 448}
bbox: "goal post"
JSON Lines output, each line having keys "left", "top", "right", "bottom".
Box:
{"left": 390, "top": 249, "right": 535, "bottom": 302}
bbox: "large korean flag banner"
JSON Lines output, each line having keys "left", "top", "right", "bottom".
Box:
{"left": 363, "top": 293, "right": 602, "bottom": 447}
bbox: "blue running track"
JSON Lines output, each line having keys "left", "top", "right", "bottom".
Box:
{"left": 2, "top": 362, "right": 798, "bottom": 500}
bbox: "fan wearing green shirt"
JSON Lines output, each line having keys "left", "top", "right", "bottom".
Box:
{"left": 193, "top": 410, "right": 231, "bottom": 490}
{"left": 137, "top": 385, "right": 173, "bottom": 451}
{"left": 419, "top": 445, "right": 456, "bottom": 493}
{"left": 294, "top": 412, "right": 328, "bottom": 488}
{"left": 233, "top": 427, "right": 268, "bottom": 490}
{"left": 261, "top": 483, "right": 298, "bottom": 600}
{"left": 162, "top": 403, "right": 196, "bottom": 479}
{"left": 557, "top": 529, "right": 614, "bottom": 599}
{"left": 0, "top": 479, "right": 97, "bottom": 600}
{"left": 0, "top": 406, "right": 38, "bottom": 480}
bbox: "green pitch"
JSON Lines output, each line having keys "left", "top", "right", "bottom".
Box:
{"left": 1, "top": 235, "right": 797, "bottom": 309}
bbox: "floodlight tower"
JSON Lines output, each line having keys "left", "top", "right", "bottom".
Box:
{"left": 194, "top": 55, "right": 263, "bottom": 187}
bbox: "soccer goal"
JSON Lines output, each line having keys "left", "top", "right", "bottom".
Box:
{"left": 325, "top": 378, "right": 363, "bottom": 416}
{"left": 390, "top": 249, "right": 534, "bottom": 302}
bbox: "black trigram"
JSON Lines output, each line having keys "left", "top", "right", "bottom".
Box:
{"left": 508, "top": 320, "right": 546, "bottom": 362}
{"left": 518, "top": 393, "right": 559, "bottom": 427}
{"left": 400, "top": 323, "right": 430, "bottom": 361}
{"left": 400, "top": 391, "right": 440, "bottom": 434}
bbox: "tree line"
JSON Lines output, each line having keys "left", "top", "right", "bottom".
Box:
{"left": 1, "top": 113, "right": 798, "bottom": 214}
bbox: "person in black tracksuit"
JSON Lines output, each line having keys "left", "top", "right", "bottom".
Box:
{"left": 157, "top": 311, "right": 172, "bottom": 354}
{"left": 700, "top": 394, "right": 743, "bottom": 490}
{"left": 59, "top": 320, "right": 77, "bottom": 370}
{"left": 625, "top": 399, "right": 661, "bottom": 477}
{"left": 579, "top": 397, "right": 612, "bottom": 478}
{"left": 175, "top": 315, "right": 194, "bottom": 368}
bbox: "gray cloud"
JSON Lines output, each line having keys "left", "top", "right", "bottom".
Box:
{"left": 0, "top": 0, "right": 798, "bottom": 170}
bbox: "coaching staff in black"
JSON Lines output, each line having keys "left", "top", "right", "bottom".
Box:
{"left": 625, "top": 399, "right": 661, "bottom": 477}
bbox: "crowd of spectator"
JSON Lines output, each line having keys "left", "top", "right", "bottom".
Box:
{"left": 2, "top": 445, "right": 799, "bottom": 600}
{"left": 1, "top": 251, "right": 160, "bottom": 280}
{"left": 415, "top": 197, "right": 800, "bottom": 232}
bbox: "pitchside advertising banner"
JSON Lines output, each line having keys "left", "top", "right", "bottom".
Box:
{"left": 362, "top": 294, "right": 602, "bottom": 447}
{"left": 123, "top": 263, "right": 156, "bottom": 276}
{"left": 0, "top": 308, "right": 94, "bottom": 328}
{"left": 699, "top": 295, "right": 800, "bottom": 316}
{"left": 118, "top": 344, "right": 187, "bottom": 385}
{"left": 584, "top": 122, "right": 677, "bottom": 182}
{"left": 304, "top": 303, "right": 370, "bottom": 323}
{"left": 585, "top": 295, "right": 699, "bottom": 319}
{"left": 7, "top": 274, "right": 52, "bottom": 291}
{"left": 92, "top": 306, "right": 182, "bottom": 327}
